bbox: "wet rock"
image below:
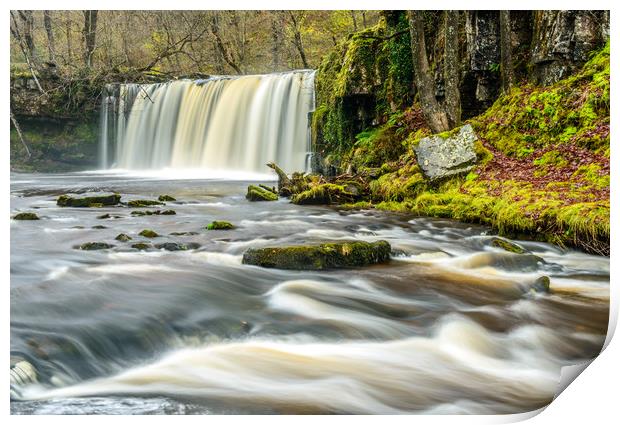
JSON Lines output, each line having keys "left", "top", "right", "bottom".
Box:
{"left": 78, "top": 242, "right": 114, "bottom": 250}
{"left": 131, "top": 209, "right": 176, "bottom": 216}
{"left": 414, "top": 124, "right": 478, "bottom": 180}
{"left": 206, "top": 220, "right": 234, "bottom": 230}
{"left": 170, "top": 231, "right": 199, "bottom": 236}
{"left": 57, "top": 193, "right": 121, "bottom": 207}
{"left": 158, "top": 195, "right": 177, "bottom": 202}
{"left": 97, "top": 213, "right": 112, "bottom": 219}
{"left": 139, "top": 229, "right": 160, "bottom": 238}
{"left": 115, "top": 233, "right": 132, "bottom": 242}
{"left": 155, "top": 242, "right": 201, "bottom": 251}
{"left": 131, "top": 242, "right": 152, "bottom": 250}
{"left": 12, "top": 212, "right": 39, "bottom": 220}
{"left": 532, "top": 276, "right": 551, "bottom": 293}
{"left": 246, "top": 185, "right": 278, "bottom": 201}
{"left": 490, "top": 238, "right": 526, "bottom": 254}
{"left": 160, "top": 210, "right": 176, "bottom": 215}
{"left": 127, "top": 199, "right": 165, "bottom": 208}
{"left": 291, "top": 183, "right": 358, "bottom": 205}
{"left": 91, "top": 225, "right": 107, "bottom": 229}
{"left": 242, "top": 240, "right": 391, "bottom": 270}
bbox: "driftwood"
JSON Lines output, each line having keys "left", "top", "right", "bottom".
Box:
{"left": 266, "top": 162, "right": 291, "bottom": 191}
{"left": 10, "top": 111, "right": 31, "bottom": 158}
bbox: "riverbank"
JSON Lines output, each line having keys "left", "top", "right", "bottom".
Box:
{"left": 303, "top": 43, "right": 610, "bottom": 255}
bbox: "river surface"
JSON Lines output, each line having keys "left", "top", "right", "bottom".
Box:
{"left": 10, "top": 171, "right": 609, "bottom": 414}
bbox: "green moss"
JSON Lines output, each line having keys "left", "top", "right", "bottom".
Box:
{"left": 158, "top": 195, "right": 176, "bottom": 202}
{"left": 533, "top": 150, "right": 569, "bottom": 168}
{"left": 242, "top": 240, "right": 391, "bottom": 270}
{"left": 572, "top": 164, "right": 609, "bottom": 189}
{"left": 131, "top": 243, "right": 152, "bottom": 250}
{"left": 246, "top": 185, "right": 278, "bottom": 201}
{"left": 206, "top": 221, "right": 234, "bottom": 230}
{"left": 115, "top": 233, "right": 132, "bottom": 242}
{"left": 491, "top": 238, "right": 526, "bottom": 254}
{"left": 291, "top": 183, "right": 357, "bottom": 205}
{"left": 139, "top": 229, "right": 160, "bottom": 238}
{"left": 12, "top": 212, "right": 40, "bottom": 220}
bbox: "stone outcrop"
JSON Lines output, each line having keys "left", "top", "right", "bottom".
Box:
{"left": 57, "top": 193, "right": 121, "bottom": 207}
{"left": 414, "top": 124, "right": 478, "bottom": 180}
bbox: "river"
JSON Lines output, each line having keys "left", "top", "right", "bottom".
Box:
{"left": 10, "top": 171, "right": 609, "bottom": 414}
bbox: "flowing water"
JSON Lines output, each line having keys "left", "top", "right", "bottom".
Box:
{"left": 10, "top": 171, "right": 609, "bottom": 414}
{"left": 101, "top": 71, "right": 315, "bottom": 173}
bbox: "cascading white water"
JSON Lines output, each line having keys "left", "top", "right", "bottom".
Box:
{"left": 102, "top": 71, "right": 315, "bottom": 174}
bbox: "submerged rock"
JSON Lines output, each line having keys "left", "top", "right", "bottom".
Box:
{"left": 57, "top": 193, "right": 121, "bottom": 208}
{"left": 160, "top": 209, "right": 176, "bottom": 215}
{"left": 242, "top": 240, "right": 391, "bottom": 270}
{"left": 155, "top": 242, "right": 201, "bottom": 251}
{"left": 414, "top": 124, "right": 478, "bottom": 180}
{"left": 158, "top": 194, "right": 177, "bottom": 202}
{"left": 115, "top": 233, "right": 132, "bottom": 242}
{"left": 491, "top": 237, "right": 526, "bottom": 254}
{"left": 127, "top": 199, "right": 164, "bottom": 208}
{"left": 97, "top": 213, "right": 112, "bottom": 219}
{"left": 139, "top": 229, "right": 160, "bottom": 238}
{"left": 246, "top": 185, "right": 278, "bottom": 201}
{"left": 170, "top": 231, "right": 199, "bottom": 236}
{"left": 131, "top": 242, "right": 153, "bottom": 250}
{"left": 131, "top": 209, "right": 176, "bottom": 216}
{"left": 91, "top": 225, "right": 107, "bottom": 229}
{"left": 291, "top": 183, "right": 358, "bottom": 205}
{"left": 78, "top": 242, "right": 114, "bottom": 250}
{"left": 12, "top": 212, "right": 39, "bottom": 220}
{"left": 206, "top": 220, "right": 234, "bottom": 230}
{"left": 532, "top": 276, "right": 551, "bottom": 293}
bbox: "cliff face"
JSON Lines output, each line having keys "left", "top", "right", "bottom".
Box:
{"left": 312, "top": 10, "right": 610, "bottom": 165}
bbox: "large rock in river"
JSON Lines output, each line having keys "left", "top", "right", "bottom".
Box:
{"left": 414, "top": 124, "right": 478, "bottom": 180}
{"left": 242, "top": 240, "right": 391, "bottom": 270}
{"left": 57, "top": 193, "right": 121, "bottom": 207}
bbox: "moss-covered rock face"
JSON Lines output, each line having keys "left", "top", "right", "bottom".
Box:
{"left": 78, "top": 242, "right": 114, "bottom": 250}
{"left": 242, "top": 240, "right": 391, "bottom": 270}
{"left": 291, "top": 183, "right": 358, "bottom": 205}
{"left": 127, "top": 199, "right": 164, "bottom": 208}
{"left": 158, "top": 195, "right": 176, "bottom": 202}
{"left": 138, "top": 229, "right": 160, "bottom": 238}
{"left": 246, "top": 185, "right": 278, "bottom": 201}
{"left": 115, "top": 233, "right": 132, "bottom": 242}
{"left": 12, "top": 212, "right": 39, "bottom": 220}
{"left": 206, "top": 221, "right": 234, "bottom": 230}
{"left": 490, "top": 238, "right": 526, "bottom": 254}
{"left": 57, "top": 193, "right": 121, "bottom": 207}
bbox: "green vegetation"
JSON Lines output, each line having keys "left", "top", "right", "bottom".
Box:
{"left": 246, "top": 185, "right": 278, "bottom": 201}
{"left": 206, "top": 221, "right": 235, "bottom": 230}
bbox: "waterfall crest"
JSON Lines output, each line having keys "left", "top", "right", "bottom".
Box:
{"left": 101, "top": 71, "right": 315, "bottom": 174}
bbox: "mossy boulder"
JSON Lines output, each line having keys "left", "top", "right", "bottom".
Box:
{"left": 139, "top": 229, "right": 160, "bottom": 238}
{"left": 131, "top": 242, "right": 152, "bottom": 250}
{"left": 158, "top": 195, "right": 177, "bottom": 202}
{"left": 155, "top": 242, "right": 201, "bottom": 251}
{"left": 78, "top": 242, "right": 114, "bottom": 250}
{"left": 413, "top": 124, "right": 478, "bottom": 180}
{"left": 532, "top": 276, "right": 551, "bottom": 293}
{"left": 115, "top": 233, "right": 132, "bottom": 242}
{"left": 127, "top": 199, "right": 164, "bottom": 208}
{"left": 246, "top": 185, "right": 278, "bottom": 201}
{"left": 242, "top": 240, "right": 391, "bottom": 270}
{"left": 206, "top": 221, "right": 234, "bottom": 230}
{"left": 12, "top": 212, "right": 39, "bottom": 220}
{"left": 291, "top": 183, "right": 358, "bottom": 205}
{"left": 57, "top": 193, "right": 121, "bottom": 208}
{"left": 491, "top": 238, "right": 526, "bottom": 254}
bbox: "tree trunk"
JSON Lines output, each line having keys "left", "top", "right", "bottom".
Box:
{"left": 350, "top": 11, "right": 358, "bottom": 31}
{"left": 82, "top": 10, "right": 98, "bottom": 67}
{"left": 10, "top": 11, "right": 44, "bottom": 93}
{"left": 408, "top": 11, "right": 450, "bottom": 133}
{"left": 288, "top": 12, "right": 310, "bottom": 69}
{"left": 209, "top": 13, "right": 242, "bottom": 74}
{"left": 18, "top": 11, "right": 37, "bottom": 66}
{"left": 43, "top": 11, "right": 56, "bottom": 63}
{"left": 270, "top": 12, "right": 284, "bottom": 71}
{"left": 500, "top": 10, "right": 515, "bottom": 92}
{"left": 10, "top": 111, "right": 31, "bottom": 158}
{"left": 444, "top": 10, "right": 461, "bottom": 128}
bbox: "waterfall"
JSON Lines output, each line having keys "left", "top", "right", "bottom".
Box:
{"left": 102, "top": 71, "right": 315, "bottom": 174}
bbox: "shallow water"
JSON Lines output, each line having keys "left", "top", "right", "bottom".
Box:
{"left": 10, "top": 171, "right": 609, "bottom": 414}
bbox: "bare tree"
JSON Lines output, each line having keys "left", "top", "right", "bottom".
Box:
{"left": 82, "top": 10, "right": 98, "bottom": 67}
{"left": 10, "top": 11, "right": 44, "bottom": 93}
{"left": 10, "top": 110, "right": 31, "bottom": 158}
{"left": 408, "top": 11, "right": 450, "bottom": 133}
{"left": 270, "top": 11, "right": 285, "bottom": 71}
{"left": 43, "top": 11, "right": 56, "bottom": 63}
{"left": 209, "top": 12, "right": 242, "bottom": 74}
{"left": 444, "top": 10, "right": 461, "bottom": 128}
{"left": 288, "top": 11, "right": 310, "bottom": 69}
